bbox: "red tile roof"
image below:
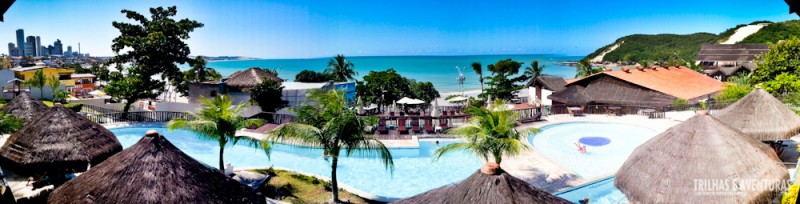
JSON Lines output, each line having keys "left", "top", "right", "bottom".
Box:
{"left": 567, "top": 66, "right": 723, "bottom": 100}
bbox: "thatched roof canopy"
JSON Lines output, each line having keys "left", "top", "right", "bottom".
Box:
{"left": 225, "top": 67, "right": 283, "bottom": 89}
{"left": 0, "top": 92, "right": 48, "bottom": 123}
{"left": 392, "top": 163, "right": 570, "bottom": 204}
{"left": 548, "top": 85, "right": 591, "bottom": 105}
{"left": 0, "top": 104, "right": 121, "bottom": 176}
{"left": 48, "top": 130, "right": 265, "bottom": 204}
{"left": 713, "top": 88, "right": 800, "bottom": 140}
{"left": 615, "top": 112, "right": 788, "bottom": 203}
{"left": 526, "top": 75, "right": 567, "bottom": 92}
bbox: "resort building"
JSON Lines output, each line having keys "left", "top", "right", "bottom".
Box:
{"left": 526, "top": 75, "right": 567, "bottom": 106}
{"left": 188, "top": 67, "right": 357, "bottom": 109}
{"left": 696, "top": 44, "right": 769, "bottom": 81}
{"left": 68, "top": 73, "right": 96, "bottom": 97}
{"left": 549, "top": 66, "right": 723, "bottom": 106}
{"left": 11, "top": 66, "right": 73, "bottom": 99}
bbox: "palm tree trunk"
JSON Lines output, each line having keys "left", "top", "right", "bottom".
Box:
{"left": 219, "top": 144, "right": 225, "bottom": 173}
{"left": 331, "top": 155, "right": 340, "bottom": 203}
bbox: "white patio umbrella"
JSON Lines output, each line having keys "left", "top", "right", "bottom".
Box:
{"left": 89, "top": 90, "right": 106, "bottom": 96}
{"left": 396, "top": 97, "right": 414, "bottom": 104}
{"left": 431, "top": 100, "right": 440, "bottom": 117}
{"left": 407, "top": 98, "right": 425, "bottom": 105}
{"left": 356, "top": 96, "right": 364, "bottom": 114}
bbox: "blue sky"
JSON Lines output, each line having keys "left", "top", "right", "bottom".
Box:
{"left": 0, "top": 0, "right": 796, "bottom": 58}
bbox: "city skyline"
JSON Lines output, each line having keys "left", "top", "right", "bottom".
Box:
{"left": 0, "top": 0, "right": 797, "bottom": 59}
{"left": 6, "top": 28, "right": 78, "bottom": 57}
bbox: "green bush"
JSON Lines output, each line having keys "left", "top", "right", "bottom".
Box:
{"left": 64, "top": 103, "right": 83, "bottom": 113}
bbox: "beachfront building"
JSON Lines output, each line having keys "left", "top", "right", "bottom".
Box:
{"left": 549, "top": 66, "right": 723, "bottom": 107}
{"left": 525, "top": 75, "right": 567, "bottom": 106}
{"left": 188, "top": 67, "right": 356, "bottom": 112}
{"left": 696, "top": 44, "right": 769, "bottom": 81}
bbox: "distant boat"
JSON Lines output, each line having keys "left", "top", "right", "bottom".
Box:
{"left": 559, "top": 62, "right": 579, "bottom": 67}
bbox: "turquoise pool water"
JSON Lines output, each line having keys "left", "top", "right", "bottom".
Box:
{"left": 530, "top": 122, "right": 658, "bottom": 179}
{"left": 110, "top": 126, "right": 482, "bottom": 199}
{"left": 556, "top": 176, "right": 628, "bottom": 204}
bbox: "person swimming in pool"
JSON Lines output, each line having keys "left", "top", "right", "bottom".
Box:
{"left": 574, "top": 142, "right": 587, "bottom": 154}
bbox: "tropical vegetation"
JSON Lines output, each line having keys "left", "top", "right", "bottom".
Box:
{"left": 250, "top": 78, "right": 288, "bottom": 116}
{"left": 295, "top": 70, "right": 334, "bottom": 82}
{"left": 106, "top": 6, "right": 203, "bottom": 114}
{"left": 575, "top": 59, "right": 601, "bottom": 78}
{"left": 524, "top": 60, "right": 545, "bottom": 80}
{"left": 0, "top": 111, "right": 23, "bottom": 134}
{"left": 24, "top": 69, "right": 48, "bottom": 99}
{"left": 740, "top": 20, "right": 800, "bottom": 44}
{"left": 176, "top": 56, "right": 223, "bottom": 96}
{"left": 471, "top": 62, "right": 484, "bottom": 92}
{"left": 716, "top": 73, "right": 754, "bottom": 101}
{"left": 326, "top": 54, "right": 357, "bottom": 82}
{"left": 482, "top": 59, "right": 528, "bottom": 101}
{"left": 356, "top": 68, "right": 438, "bottom": 111}
{"left": 167, "top": 95, "right": 265, "bottom": 173}
{"left": 268, "top": 89, "right": 392, "bottom": 203}
{"left": 434, "top": 100, "right": 537, "bottom": 165}
{"left": 753, "top": 37, "right": 800, "bottom": 95}
{"left": 584, "top": 33, "right": 718, "bottom": 63}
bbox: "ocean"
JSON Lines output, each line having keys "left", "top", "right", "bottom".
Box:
{"left": 200, "top": 54, "right": 581, "bottom": 93}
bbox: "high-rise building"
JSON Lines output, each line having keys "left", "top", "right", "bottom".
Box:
{"left": 40, "top": 46, "right": 47, "bottom": 56}
{"left": 53, "top": 39, "right": 63, "bottom": 55}
{"left": 15, "top": 29, "right": 24, "bottom": 56}
{"left": 25, "top": 36, "right": 36, "bottom": 56}
{"left": 35, "top": 36, "right": 42, "bottom": 56}
{"left": 7, "top": 43, "right": 14, "bottom": 56}
{"left": 66, "top": 46, "right": 72, "bottom": 57}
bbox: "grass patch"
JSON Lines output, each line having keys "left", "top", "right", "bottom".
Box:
{"left": 253, "top": 168, "right": 383, "bottom": 204}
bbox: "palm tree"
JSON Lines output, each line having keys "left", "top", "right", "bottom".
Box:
{"left": 269, "top": 89, "right": 393, "bottom": 203}
{"left": 434, "top": 100, "right": 538, "bottom": 165}
{"left": 471, "top": 62, "right": 484, "bottom": 92}
{"left": 326, "top": 54, "right": 357, "bottom": 82}
{"left": 47, "top": 75, "right": 61, "bottom": 100}
{"left": 24, "top": 69, "right": 47, "bottom": 99}
{"left": 575, "top": 59, "right": 597, "bottom": 78}
{"left": 524, "top": 60, "right": 545, "bottom": 80}
{"left": 167, "top": 95, "right": 264, "bottom": 173}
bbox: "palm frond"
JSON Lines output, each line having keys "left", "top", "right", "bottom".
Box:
{"left": 267, "top": 123, "right": 325, "bottom": 146}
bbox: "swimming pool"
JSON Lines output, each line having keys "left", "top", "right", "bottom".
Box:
{"left": 110, "top": 126, "right": 481, "bottom": 200}
{"left": 556, "top": 176, "right": 628, "bottom": 204}
{"left": 530, "top": 122, "right": 658, "bottom": 179}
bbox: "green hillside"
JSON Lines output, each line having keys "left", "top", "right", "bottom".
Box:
{"left": 585, "top": 33, "right": 719, "bottom": 63}
{"left": 739, "top": 20, "right": 800, "bottom": 44}
{"left": 584, "top": 20, "right": 783, "bottom": 63}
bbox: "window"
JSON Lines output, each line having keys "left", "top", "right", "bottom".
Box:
{"left": 210, "top": 90, "right": 218, "bottom": 97}
{"left": 59, "top": 74, "right": 70, "bottom": 80}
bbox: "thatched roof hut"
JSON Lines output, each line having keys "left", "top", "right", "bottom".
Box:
{"left": 0, "top": 92, "right": 48, "bottom": 123}
{"left": 225, "top": 67, "right": 283, "bottom": 90}
{"left": 392, "top": 163, "right": 571, "bottom": 204}
{"left": 48, "top": 130, "right": 265, "bottom": 204}
{"left": 713, "top": 88, "right": 800, "bottom": 140}
{"left": 0, "top": 104, "right": 121, "bottom": 176}
{"left": 615, "top": 112, "right": 788, "bottom": 203}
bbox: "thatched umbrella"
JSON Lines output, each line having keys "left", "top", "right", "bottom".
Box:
{"left": 0, "top": 104, "right": 121, "bottom": 176}
{"left": 48, "top": 130, "right": 265, "bottom": 204}
{"left": 615, "top": 111, "right": 788, "bottom": 203}
{"left": 392, "top": 163, "right": 571, "bottom": 204}
{"left": 0, "top": 92, "right": 48, "bottom": 124}
{"left": 713, "top": 88, "right": 800, "bottom": 140}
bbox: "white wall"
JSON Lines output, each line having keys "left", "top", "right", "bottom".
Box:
{"left": 156, "top": 102, "right": 200, "bottom": 113}
{"left": 28, "top": 84, "right": 65, "bottom": 100}
{"left": 528, "top": 87, "right": 554, "bottom": 106}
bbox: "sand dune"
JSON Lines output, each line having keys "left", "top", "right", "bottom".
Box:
{"left": 721, "top": 23, "right": 769, "bottom": 44}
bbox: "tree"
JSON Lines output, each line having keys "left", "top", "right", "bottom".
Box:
{"left": 106, "top": 6, "right": 203, "bottom": 114}
{"left": 356, "top": 68, "right": 412, "bottom": 112}
{"left": 250, "top": 78, "right": 288, "bottom": 116}
{"left": 483, "top": 59, "right": 527, "bottom": 101}
{"left": 753, "top": 36, "right": 800, "bottom": 95}
{"left": 24, "top": 70, "right": 47, "bottom": 99}
{"left": 523, "top": 60, "right": 545, "bottom": 80}
{"left": 89, "top": 62, "right": 110, "bottom": 82}
{"left": 575, "top": 59, "right": 600, "bottom": 78}
{"left": 409, "top": 80, "right": 440, "bottom": 104}
{"left": 326, "top": 54, "right": 357, "bottom": 82}
{"left": 167, "top": 95, "right": 264, "bottom": 173}
{"left": 716, "top": 73, "right": 754, "bottom": 101}
{"left": 175, "top": 56, "right": 223, "bottom": 96}
{"left": 295, "top": 70, "right": 333, "bottom": 82}
{"left": 268, "top": 90, "right": 392, "bottom": 203}
{"left": 471, "top": 62, "right": 484, "bottom": 92}
{"left": 46, "top": 75, "right": 61, "bottom": 100}
{"left": 0, "top": 111, "right": 22, "bottom": 134}
{"left": 434, "top": 101, "right": 537, "bottom": 165}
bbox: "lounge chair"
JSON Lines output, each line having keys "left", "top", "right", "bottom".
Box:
{"left": 378, "top": 118, "right": 388, "bottom": 134}
{"left": 519, "top": 111, "right": 542, "bottom": 123}
{"left": 398, "top": 117, "right": 409, "bottom": 134}
{"left": 411, "top": 117, "right": 421, "bottom": 133}
{"left": 424, "top": 117, "right": 435, "bottom": 134}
